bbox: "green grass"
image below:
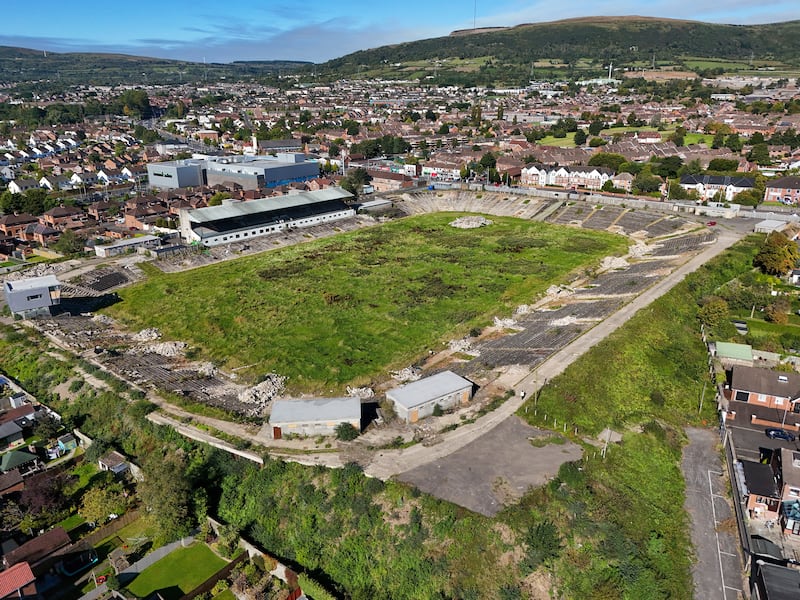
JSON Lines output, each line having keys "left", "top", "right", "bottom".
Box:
{"left": 106, "top": 213, "right": 626, "bottom": 391}
{"left": 125, "top": 543, "right": 226, "bottom": 600}
{"left": 212, "top": 590, "right": 236, "bottom": 600}
{"left": 57, "top": 513, "right": 86, "bottom": 533}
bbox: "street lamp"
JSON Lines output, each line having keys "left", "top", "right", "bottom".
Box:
{"left": 781, "top": 397, "right": 800, "bottom": 429}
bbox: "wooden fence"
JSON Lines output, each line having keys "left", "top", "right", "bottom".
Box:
{"left": 81, "top": 509, "right": 141, "bottom": 548}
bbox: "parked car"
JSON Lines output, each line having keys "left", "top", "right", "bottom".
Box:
{"left": 706, "top": 221, "right": 717, "bottom": 226}
{"left": 766, "top": 427, "right": 796, "bottom": 442}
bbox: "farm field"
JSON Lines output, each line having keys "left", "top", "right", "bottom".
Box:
{"left": 105, "top": 213, "right": 627, "bottom": 391}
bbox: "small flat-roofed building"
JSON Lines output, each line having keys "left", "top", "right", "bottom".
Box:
{"left": 741, "top": 459, "right": 782, "bottom": 521}
{"left": 754, "top": 220, "right": 788, "bottom": 234}
{"left": 387, "top": 370, "right": 474, "bottom": 424}
{"left": 178, "top": 187, "right": 354, "bottom": 247}
{"left": 712, "top": 341, "right": 754, "bottom": 368}
{"left": 269, "top": 397, "right": 361, "bottom": 439}
{"left": 93, "top": 234, "right": 161, "bottom": 258}
{"left": 3, "top": 275, "right": 61, "bottom": 318}
{"left": 146, "top": 160, "right": 204, "bottom": 189}
{"left": 751, "top": 561, "right": 800, "bottom": 600}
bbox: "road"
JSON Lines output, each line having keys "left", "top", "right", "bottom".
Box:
{"left": 365, "top": 227, "right": 744, "bottom": 479}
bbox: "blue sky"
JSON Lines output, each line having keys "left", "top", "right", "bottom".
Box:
{"left": 1, "top": 0, "right": 798, "bottom": 63}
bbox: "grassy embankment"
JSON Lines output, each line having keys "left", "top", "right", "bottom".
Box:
{"left": 511, "top": 234, "right": 763, "bottom": 598}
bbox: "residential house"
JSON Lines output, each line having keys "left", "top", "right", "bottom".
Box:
{"left": 741, "top": 459, "right": 782, "bottom": 521}
{"left": 764, "top": 176, "right": 800, "bottom": 205}
{"left": 40, "top": 206, "right": 85, "bottom": 230}
{"left": 679, "top": 175, "right": 755, "bottom": 202}
{"left": 611, "top": 172, "right": 634, "bottom": 192}
{"left": 268, "top": 397, "right": 361, "bottom": 439}
{"left": 0, "top": 422, "right": 24, "bottom": 451}
{"left": 366, "top": 170, "right": 414, "bottom": 192}
{"left": 2, "top": 526, "right": 71, "bottom": 576}
{"left": 0, "top": 214, "right": 38, "bottom": 239}
{"left": 0, "top": 450, "right": 41, "bottom": 477}
{"left": 0, "top": 470, "right": 24, "bottom": 497}
{"left": 38, "top": 175, "right": 71, "bottom": 192}
{"left": 7, "top": 179, "right": 39, "bottom": 195}
{"left": 387, "top": 370, "right": 474, "bottom": 424}
{"left": 69, "top": 172, "right": 98, "bottom": 188}
{"left": 772, "top": 448, "right": 800, "bottom": 536}
{"left": 0, "top": 561, "right": 37, "bottom": 599}
{"left": 730, "top": 366, "right": 800, "bottom": 422}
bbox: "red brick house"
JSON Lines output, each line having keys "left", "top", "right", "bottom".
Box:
{"left": 0, "top": 214, "right": 38, "bottom": 239}
{"left": 764, "top": 176, "right": 800, "bottom": 205}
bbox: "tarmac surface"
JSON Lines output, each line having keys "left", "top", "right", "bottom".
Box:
{"left": 396, "top": 416, "right": 582, "bottom": 516}
{"left": 682, "top": 428, "right": 746, "bottom": 600}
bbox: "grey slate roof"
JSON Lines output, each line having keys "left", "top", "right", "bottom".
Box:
{"left": 0, "top": 421, "right": 22, "bottom": 439}
{"left": 731, "top": 366, "right": 800, "bottom": 399}
{"left": 387, "top": 371, "right": 473, "bottom": 410}
{"left": 269, "top": 397, "right": 361, "bottom": 424}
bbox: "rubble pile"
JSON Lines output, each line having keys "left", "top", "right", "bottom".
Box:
{"left": 449, "top": 216, "right": 493, "bottom": 229}
{"left": 391, "top": 367, "right": 421, "bottom": 383}
{"left": 493, "top": 316, "right": 522, "bottom": 330}
{"left": 129, "top": 341, "right": 187, "bottom": 357}
{"left": 132, "top": 328, "right": 161, "bottom": 342}
{"left": 598, "top": 256, "right": 629, "bottom": 271}
{"left": 347, "top": 386, "right": 375, "bottom": 399}
{"left": 514, "top": 305, "right": 533, "bottom": 316}
{"left": 238, "top": 374, "right": 287, "bottom": 413}
{"left": 550, "top": 316, "right": 579, "bottom": 326}
{"left": 92, "top": 314, "right": 115, "bottom": 325}
{"left": 448, "top": 338, "right": 473, "bottom": 352}
{"left": 196, "top": 362, "right": 218, "bottom": 377}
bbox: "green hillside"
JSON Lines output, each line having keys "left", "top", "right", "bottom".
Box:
{"left": 0, "top": 46, "right": 310, "bottom": 87}
{"left": 315, "top": 16, "right": 800, "bottom": 85}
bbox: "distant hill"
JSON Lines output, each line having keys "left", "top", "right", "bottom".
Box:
{"left": 315, "top": 16, "right": 800, "bottom": 85}
{"left": 0, "top": 46, "right": 310, "bottom": 87}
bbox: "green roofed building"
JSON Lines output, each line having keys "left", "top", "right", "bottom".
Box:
{"left": 713, "top": 341, "right": 754, "bottom": 367}
{"left": 0, "top": 450, "right": 41, "bottom": 476}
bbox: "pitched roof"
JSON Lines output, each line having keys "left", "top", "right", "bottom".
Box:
{"left": 0, "top": 562, "right": 35, "bottom": 597}
{"left": 766, "top": 176, "right": 800, "bottom": 190}
{"left": 731, "top": 366, "right": 800, "bottom": 399}
{"left": 3, "top": 527, "right": 70, "bottom": 568}
{"left": 0, "top": 450, "right": 37, "bottom": 472}
{"left": 0, "top": 469, "right": 23, "bottom": 493}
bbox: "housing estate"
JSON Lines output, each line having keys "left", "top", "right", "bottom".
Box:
{"left": 678, "top": 174, "right": 755, "bottom": 202}
{"left": 763, "top": 176, "right": 800, "bottom": 205}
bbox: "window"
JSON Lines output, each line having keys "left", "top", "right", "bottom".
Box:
{"left": 26, "top": 294, "right": 42, "bottom": 301}
{"left": 790, "top": 487, "right": 800, "bottom": 498}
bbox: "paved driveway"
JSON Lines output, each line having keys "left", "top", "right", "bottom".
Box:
{"left": 682, "top": 428, "right": 745, "bottom": 600}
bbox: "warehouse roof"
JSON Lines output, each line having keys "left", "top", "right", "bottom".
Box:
{"left": 387, "top": 371, "right": 473, "bottom": 410}
{"left": 185, "top": 187, "right": 352, "bottom": 224}
{"left": 269, "top": 397, "right": 361, "bottom": 424}
{"left": 3, "top": 275, "right": 60, "bottom": 292}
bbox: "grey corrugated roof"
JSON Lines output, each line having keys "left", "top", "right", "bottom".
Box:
{"left": 186, "top": 187, "right": 352, "bottom": 224}
{"left": 269, "top": 397, "right": 360, "bottom": 424}
{"left": 387, "top": 371, "right": 473, "bottom": 410}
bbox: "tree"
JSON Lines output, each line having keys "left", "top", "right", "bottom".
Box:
{"left": 765, "top": 299, "right": 791, "bottom": 324}
{"left": 80, "top": 483, "right": 128, "bottom": 525}
{"left": 588, "top": 152, "right": 627, "bottom": 172}
{"left": 697, "top": 296, "right": 729, "bottom": 328}
{"left": 340, "top": 168, "right": 371, "bottom": 199}
{"left": 747, "top": 143, "right": 771, "bottom": 165}
{"left": 754, "top": 231, "right": 800, "bottom": 276}
{"left": 588, "top": 120, "right": 605, "bottom": 136}
{"left": 708, "top": 158, "right": 739, "bottom": 172}
{"left": 328, "top": 142, "right": 341, "bottom": 158}
{"left": 573, "top": 130, "right": 587, "bottom": 146}
{"left": 33, "top": 413, "right": 62, "bottom": 441}
{"left": 51, "top": 229, "right": 86, "bottom": 255}
{"left": 207, "top": 192, "right": 231, "bottom": 207}
{"left": 711, "top": 131, "right": 726, "bottom": 149}
{"left": 632, "top": 170, "right": 662, "bottom": 194}
{"left": 138, "top": 453, "right": 193, "bottom": 542}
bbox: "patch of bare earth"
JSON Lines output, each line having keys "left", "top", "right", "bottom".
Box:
{"left": 521, "top": 569, "right": 555, "bottom": 600}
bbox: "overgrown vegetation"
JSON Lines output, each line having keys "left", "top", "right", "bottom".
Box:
{"left": 106, "top": 213, "right": 626, "bottom": 391}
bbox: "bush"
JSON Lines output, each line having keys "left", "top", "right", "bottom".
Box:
{"left": 432, "top": 403, "right": 444, "bottom": 417}
{"left": 335, "top": 422, "right": 359, "bottom": 441}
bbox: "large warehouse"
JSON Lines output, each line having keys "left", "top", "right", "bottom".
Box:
{"left": 178, "top": 187, "right": 355, "bottom": 246}
{"left": 147, "top": 153, "right": 319, "bottom": 190}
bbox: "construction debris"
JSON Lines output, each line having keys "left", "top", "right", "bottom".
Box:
{"left": 129, "top": 341, "right": 187, "bottom": 358}
{"left": 391, "top": 367, "right": 421, "bottom": 383}
{"left": 449, "top": 216, "right": 493, "bottom": 229}
{"left": 347, "top": 386, "right": 375, "bottom": 399}
{"left": 132, "top": 328, "right": 161, "bottom": 342}
{"left": 238, "top": 374, "right": 287, "bottom": 414}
